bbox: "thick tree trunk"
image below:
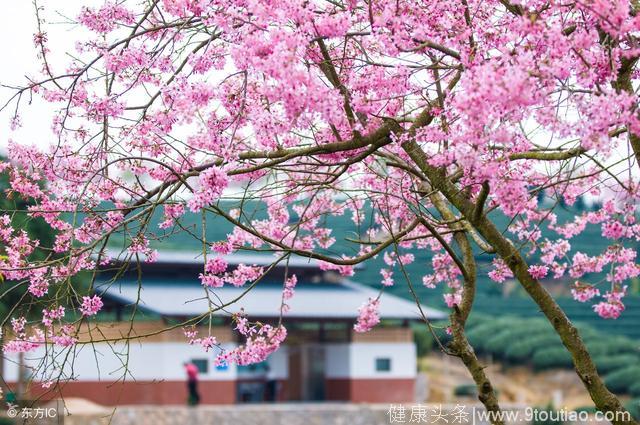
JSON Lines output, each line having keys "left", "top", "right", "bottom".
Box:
{"left": 402, "top": 139, "right": 638, "bottom": 425}
{"left": 428, "top": 194, "right": 504, "bottom": 424}
{"left": 449, "top": 317, "right": 503, "bottom": 425}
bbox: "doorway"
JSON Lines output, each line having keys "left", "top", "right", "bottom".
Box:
{"left": 287, "top": 344, "right": 326, "bottom": 401}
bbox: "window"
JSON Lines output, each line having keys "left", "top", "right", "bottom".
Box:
{"left": 191, "top": 358, "right": 209, "bottom": 374}
{"left": 375, "top": 357, "right": 391, "bottom": 372}
{"left": 237, "top": 361, "right": 268, "bottom": 376}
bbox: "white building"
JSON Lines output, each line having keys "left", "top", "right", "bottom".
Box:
{"left": 3, "top": 252, "right": 444, "bottom": 405}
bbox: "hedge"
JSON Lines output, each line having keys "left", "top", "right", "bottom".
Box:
{"left": 466, "top": 319, "right": 517, "bottom": 348}
{"left": 629, "top": 382, "right": 640, "bottom": 398}
{"left": 625, "top": 399, "right": 640, "bottom": 422}
{"left": 505, "top": 334, "right": 561, "bottom": 363}
{"left": 483, "top": 331, "right": 521, "bottom": 357}
{"left": 586, "top": 338, "right": 639, "bottom": 357}
{"left": 593, "top": 354, "right": 639, "bottom": 375}
{"left": 532, "top": 347, "right": 573, "bottom": 371}
{"left": 439, "top": 316, "right": 639, "bottom": 374}
{"left": 414, "top": 328, "right": 435, "bottom": 357}
{"left": 454, "top": 384, "right": 477, "bottom": 397}
{"left": 604, "top": 366, "right": 640, "bottom": 394}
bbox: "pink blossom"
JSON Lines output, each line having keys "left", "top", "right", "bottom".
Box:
{"left": 200, "top": 273, "right": 224, "bottom": 288}
{"left": 488, "top": 259, "right": 514, "bottom": 283}
{"left": 51, "top": 325, "right": 78, "bottom": 347}
{"left": 226, "top": 264, "right": 264, "bottom": 287}
{"left": 11, "top": 317, "right": 27, "bottom": 335}
{"left": 593, "top": 300, "right": 625, "bottom": 319}
{"left": 528, "top": 265, "right": 549, "bottom": 280}
{"left": 5, "top": 0, "right": 640, "bottom": 375}
{"left": 199, "top": 336, "right": 218, "bottom": 352}
{"left": 79, "top": 295, "right": 104, "bottom": 317}
{"left": 602, "top": 221, "right": 626, "bottom": 239}
{"left": 571, "top": 283, "right": 600, "bottom": 302}
{"left": 215, "top": 314, "right": 287, "bottom": 365}
{"left": 380, "top": 268, "right": 394, "bottom": 287}
{"left": 592, "top": 288, "right": 627, "bottom": 319}
{"left": 183, "top": 327, "right": 198, "bottom": 341}
{"left": 354, "top": 298, "right": 380, "bottom": 333}
{"left": 188, "top": 167, "right": 228, "bottom": 212}
{"left": 444, "top": 290, "right": 462, "bottom": 308}
{"left": 282, "top": 274, "right": 297, "bottom": 301}
{"left": 159, "top": 204, "right": 185, "bottom": 229}
{"left": 205, "top": 257, "right": 228, "bottom": 274}
{"left": 78, "top": 2, "right": 135, "bottom": 33}
{"left": 185, "top": 328, "right": 219, "bottom": 352}
{"left": 42, "top": 306, "right": 65, "bottom": 327}
{"left": 3, "top": 328, "right": 45, "bottom": 354}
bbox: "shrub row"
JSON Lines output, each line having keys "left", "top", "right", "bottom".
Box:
{"left": 593, "top": 354, "right": 640, "bottom": 375}
{"left": 459, "top": 316, "right": 640, "bottom": 390}
{"left": 604, "top": 366, "right": 640, "bottom": 394}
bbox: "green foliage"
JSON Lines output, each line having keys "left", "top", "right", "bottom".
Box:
{"left": 577, "top": 326, "right": 602, "bottom": 342}
{"left": 414, "top": 328, "right": 435, "bottom": 357}
{"left": 453, "top": 384, "right": 477, "bottom": 397}
{"left": 465, "top": 322, "right": 503, "bottom": 348}
{"left": 0, "top": 158, "right": 58, "bottom": 323}
{"left": 593, "top": 354, "right": 640, "bottom": 375}
{"left": 630, "top": 383, "right": 640, "bottom": 398}
{"left": 483, "top": 331, "right": 519, "bottom": 357}
{"left": 466, "top": 317, "right": 527, "bottom": 352}
{"left": 606, "top": 337, "right": 639, "bottom": 355}
{"left": 586, "top": 338, "right": 639, "bottom": 358}
{"left": 0, "top": 164, "right": 55, "bottom": 260}
{"left": 625, "top": 399, "right": 640, "bottom": 422}
{"left": 457, "top": 316, "right": 638, "bottom": 374}
{"left": 505, "top": 334, "right": 561, "bottom": 363}
{"left": 531, "top": 347, "right": 573, "bottom": 371}
{"left": 604, "top": 366, "right": 640, "bottom": 394}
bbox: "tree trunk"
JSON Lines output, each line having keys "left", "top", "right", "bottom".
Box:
{"left": 401, "top": 138, "right": 637, "bottom": 425}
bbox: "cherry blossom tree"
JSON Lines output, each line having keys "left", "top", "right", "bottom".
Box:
{"left": 1, "top": 1, "right": 640, "bottom": 423}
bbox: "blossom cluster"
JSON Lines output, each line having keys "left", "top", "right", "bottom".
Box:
{"left": 2, "top": 0, "right": 640, "bottom": 367}
{"left": 353, "top": 298, "right": 381, "bottom": 333}
{"left": 215, "top": 314, "right": 287, "bottom": 366}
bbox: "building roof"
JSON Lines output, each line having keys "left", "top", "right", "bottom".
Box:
{"left": 99, "top": 273, "right": 445, "bottom": 321}
{"left": 102, "top": 249, "right": 333, "bottom": 269}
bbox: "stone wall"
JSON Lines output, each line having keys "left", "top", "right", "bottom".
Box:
{"left": 63, "top": 403, "right": 535, "bottom": 425}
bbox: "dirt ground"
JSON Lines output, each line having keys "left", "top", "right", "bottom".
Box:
{"left": 420, "top": 353, "right": 611, "bottom": 409}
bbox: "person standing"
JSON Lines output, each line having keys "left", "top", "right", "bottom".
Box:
{"left": 184, "top": 362, "right": 200, "bottom": 405}
{"left": 265, "top": 363, "right": 279, "bottom": 402}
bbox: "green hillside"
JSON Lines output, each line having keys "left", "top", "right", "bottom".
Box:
{"left": 102, "top": 200, "right": 640, "bottom": 339}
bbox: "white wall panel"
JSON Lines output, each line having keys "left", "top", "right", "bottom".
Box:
{"left": 2, "top": 342, "right": 238, "bottom": 382}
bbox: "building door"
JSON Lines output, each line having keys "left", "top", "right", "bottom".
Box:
{"left": 287, "top": 344, "right": 326, "bottom": 401}
{"left": 287, "top": 347, "right": 303, "bottom": 401}
{"left": 303, "top": 344, "right": 326, "bottom": 401}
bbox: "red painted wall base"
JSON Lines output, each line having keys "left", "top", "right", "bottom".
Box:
{"left": 325, "top": 378, "right": 415, "bottom": 403}
{"left": 7, "top": 380, "right": 236, "bottom": 406}
{"left": 7, "top": 378, "right": 413, "bottom": 404}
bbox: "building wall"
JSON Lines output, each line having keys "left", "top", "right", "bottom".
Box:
{"left": 3, "top": 341, "right": 238, "bottom": 405}
{"left": 23, "top": 380, "right": 237, "bottom": 406}
{"left": 325, "top": 342, "right": 416, "bottom": 379}
{"left": 3, "top": 342, "right": 238, "bottom": 382}
{"left": 3, "top": 330, "right": 416, "bottom": 404}
{"left": 325, "top": 341, "right": 416, "bottom": 403}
